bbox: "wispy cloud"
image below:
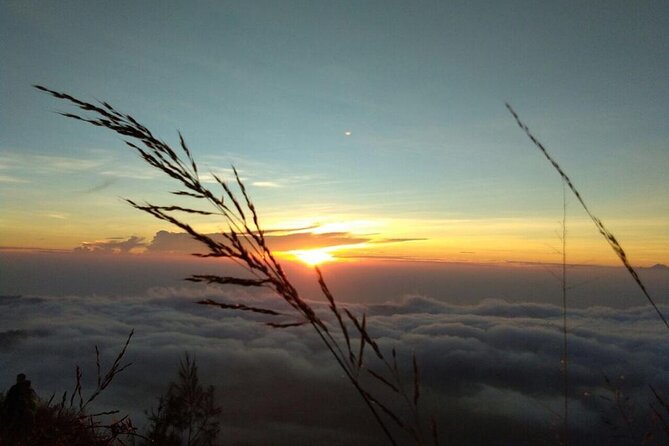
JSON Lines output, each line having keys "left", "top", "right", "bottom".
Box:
{"left": 198, "top": 154, "right": 331, "bottom": 190}
{"left": 100, "top": 169, "right": 156, "bottom": 180}
{"left": 0, "top": 174, "right": 29, "bottom": 184}
{"left": 0, "top": 151, "right": 161, "bottom": 188}
{"left": 251, "top": 181, "right": 282, "bottom": 188}
{"left": 46, "top": 213, "right": 68, "bottom": 220}
{"left": 0, "top": 152, "right": 106, "bottom": 173}
{"left": 35, "top": 155, "right": 102, "bottom": 171}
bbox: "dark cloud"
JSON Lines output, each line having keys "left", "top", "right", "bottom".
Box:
{"left": 74, "top": 236, "right": 146, "bottom": 254}
{"left": 0, "top": 330, "right": 29, "bottom": 350}
{"left": 139, "top": 228, "right": 426, "bottom": 255}
{"left": 1, "top": 287, "right": 667, "bottom": 445}
{"left": 145, "top": 230, "right": 371, "bottom": 254}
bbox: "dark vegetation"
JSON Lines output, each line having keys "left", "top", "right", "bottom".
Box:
{"left": 1, "top": 87, "right": 666, "bottom": 444}
{"left": 142, "top": 354, "right": 221, "bottom": 446}
{"left": 0, "top": 332, "right": 136, "bottom": 445}
{"left": 0, "top": 342, "right": 220, "bottom": 446}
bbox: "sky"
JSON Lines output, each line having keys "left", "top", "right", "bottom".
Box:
{"left": 2, "top": 1, "right": 669, "bottom": 444}
{"left": 1, "top": 0, "right": 668, "bottom": 266}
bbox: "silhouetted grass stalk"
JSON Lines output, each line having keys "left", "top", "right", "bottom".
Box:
{"left": 41, "top": 331, "right": 140, "bottom": 444}
{"left": 649, "top": 385, "right": 669, "bottom": 437}
{"left": 505, "top": 103, "right": 669, "bottom": 331}
{"left": 38, "top": 85, "right": 432, "bottom": 445}
{"left": 561, "top": 181, "right": 569, "bottom": 446}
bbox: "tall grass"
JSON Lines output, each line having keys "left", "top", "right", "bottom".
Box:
{"left": 37, "top": 85, "right": 435, "bottom": 446}
{"left": 505, "top": 103, "right": 669, "bottom": 332}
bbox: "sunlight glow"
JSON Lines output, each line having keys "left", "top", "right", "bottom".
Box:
{"left": 291, "top": 249, "right": 335, "bottom": 266}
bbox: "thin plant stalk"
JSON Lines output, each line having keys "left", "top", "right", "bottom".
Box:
{"left": 561, "top": 181, "right": 569, "bottom": 446}
{"left": 506, "top": 103, "right": 669, "bottom": 331}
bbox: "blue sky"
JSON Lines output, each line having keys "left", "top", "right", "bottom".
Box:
{"left": 1, "top": 0, "right": 668, "bottom": 264}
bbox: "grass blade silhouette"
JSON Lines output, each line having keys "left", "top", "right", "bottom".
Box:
{"left": 37, "top": 85, "right": 434, "bottom": 445}
{"left": 506, "top": 103, "right": 669, "bottom": 331}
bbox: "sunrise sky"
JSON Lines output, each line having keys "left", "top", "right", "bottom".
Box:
{"left": 3, "top": 3, "right": 669, "bottom": 445}
{"left": 2, "top": 0, "right": 668, "bottom": 267}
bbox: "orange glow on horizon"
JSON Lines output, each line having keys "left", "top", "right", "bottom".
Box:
{"left": 3, "top": 214, "right": 667, "bottom": 267}
{"left": 290, "top": 249, "right": 335, "bottom": 266}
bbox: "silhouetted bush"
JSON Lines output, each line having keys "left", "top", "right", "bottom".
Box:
{"left": 0, "top": 333, "right": 136, "bottom": 445}
{"left": 143, "top": 354, "right": 221, "bottom": 446}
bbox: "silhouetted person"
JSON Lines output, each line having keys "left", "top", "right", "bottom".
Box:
{"left": 2, "top": 373, "right": 36, "bottom": 442}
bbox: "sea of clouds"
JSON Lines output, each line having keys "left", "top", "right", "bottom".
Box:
{"left": 2, "top": 271, "right": 669, "bottom": 445}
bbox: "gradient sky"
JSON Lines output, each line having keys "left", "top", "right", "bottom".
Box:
{"left": 3, "top": 4, "right": 669, "bottom": 444}
{"left": 2, "top": 0, "right": 668, "bottom": 266}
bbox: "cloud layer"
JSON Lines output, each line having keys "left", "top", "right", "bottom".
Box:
{"left": 2, "top": 283, "right": 668, "bottom": 445}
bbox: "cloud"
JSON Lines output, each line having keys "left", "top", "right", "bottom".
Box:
{"left": 368, "top": 237, "right": 428, "bottom": 244}
{"left": 74, "top": 236, "right": 146, "bottom": 254}
{"left": 0, "top": 330, "right": 29, "bottom": 350}
{"left": 99, "top": 168, "right": 156, "bottom": 180}
{"left": 0, "top": 151, "right": 154, "bottom": 182}
{"left": 46, "top": 213, "right": 68, "bottom": 219}
{"left": 0, "top": 174, "right": 29, "bottom": 183}
{"left": 0, "top": 152, "right": 105, "bottom": 172}
{"left": 33, "top": 155, "right": 102, "bottom": 171}
{"left": 251, "top": 181, "right": 282, "bottom": 188}
{"left": 137, "top": 224, "right": 426, "bottom": 258}
{"left": 1, "top": 287, "right": 667, "bottom": 445}
{"left": 145, "top": 230, "right": 372, "bottom": 254}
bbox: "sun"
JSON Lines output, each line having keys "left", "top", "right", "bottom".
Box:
{"left": 292, "top": 249, "right": 334, "bottom": 266}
